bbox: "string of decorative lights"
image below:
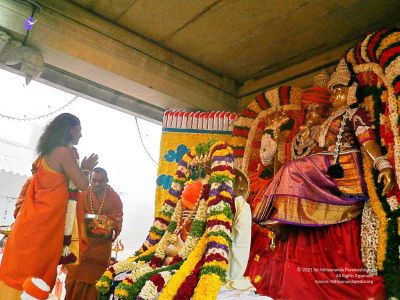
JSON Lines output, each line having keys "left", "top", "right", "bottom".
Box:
{"left": 134, "top": 116, "right": 158, "bottom": 166}
{"left": 0, "top": 95, "right": 78, "bottom": 121}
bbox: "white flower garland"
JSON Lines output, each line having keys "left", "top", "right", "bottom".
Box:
{"left": 178, "top": 199, "right": 208, "bottom": 259}
{"left": 137, "top": 270, "right": 175, "bottom": 300}
{"left": 154, "top": 201, "right": 182, "bottom": 260}
{"left": 60, "top": 151, "right": 79, "bottom": 263}
{"left": 61, "top": 197, "right": 77, "bottom": 258}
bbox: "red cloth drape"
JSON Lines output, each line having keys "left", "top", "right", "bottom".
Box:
{"left": 245, "top": 218, "right": 385, "bottom": 300}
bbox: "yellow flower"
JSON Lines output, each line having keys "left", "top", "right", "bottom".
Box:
{"left": 230, "top": 136, "right": 247, "bottom": 146}
{"left": 346, "top": 49, "right": 356, "bottom": 65}
{"left": 212, "top": 170, "right": 235, "bottom": 179}
{"left": 208, "top": 235, "right": 230, "bottom": 246}
{"left": 213, "top": 149, "right": 233, "bottom": 157}
{"left": 149, "top": 231, "right": 161, "bottom": 241}
{"left": 210, "top": 141, "right": 226, "bottom": 152}
{"left": 254, "top": 275, "right": 262, "bottom": 283}
{"left": 158, "top": 234, "right": 207, "bottom": 300}
{"left": 115, "top": 288, "right": 129, "bottom": 298}
{"left": 207, "top": 195, "right": 217, "bottom": 202}
{"left": 203, "top": 260, "right": 228, "bottom": 270}
{"left": 103, "top": 270, "right": 113, "bottom": 279}
{"left": 207, "top": 214, "right": 231, "bottom": 224}
{"left": 128, "top": 245, "right": 157, "bottom": 262}
{"left": 376, "top": 32, "right": 400, "bottom": 58}
{"left": 248, "top": 100, "right": 263, "bottom": 114}
{"left": 95, "top": 281, "right": 109, "bottom": 289}
{"left": 254, "top": 254, "right": 260, "bottom": 262}
{"left": 193, "top": 274, "right": 222, "bottom": 300}
{"left": 219, "top": 191, "right": 233, "bottom": 199}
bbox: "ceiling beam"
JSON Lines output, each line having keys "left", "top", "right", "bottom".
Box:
{"left": 0, "top": 0, "right": 238, "bottom": 119}
{"left": 237, "top": 40, "right": 357, "bottom": 109}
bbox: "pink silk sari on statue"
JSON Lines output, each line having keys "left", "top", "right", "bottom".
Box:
{"left": 247, "top": 107, "right": 385, "bottom": 299}
{"left": 253, "top": 151, "right": 367, "bottom": 225}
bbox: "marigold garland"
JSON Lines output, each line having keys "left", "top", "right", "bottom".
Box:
{"left": 192, "top": 274, "right": 223, "bottom": 300}
{"left": 346, "top": 29, "right": 400, "bottom": 298}
{"left": 97, "top": 140, "right": 236, "bottom": 299}
{"left": 158, "top": 234, "right": 207, "bottom": 300}
{"left": 191, "top": 142, "right": 235, "bottom": 300}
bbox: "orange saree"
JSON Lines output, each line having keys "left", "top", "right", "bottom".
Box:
{"left": 0, "top": 158, "right": 68, "bottom": 297}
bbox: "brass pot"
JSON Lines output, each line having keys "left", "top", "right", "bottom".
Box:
{"left": 84, "top": 213, "right": 113, "bottom": 238}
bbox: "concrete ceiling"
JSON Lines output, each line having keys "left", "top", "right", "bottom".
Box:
{"left": 0, "top": 0, "right": 399, "bottom": 123}
{"left": 69, "top": 0, "right": 399, "bottom": 82}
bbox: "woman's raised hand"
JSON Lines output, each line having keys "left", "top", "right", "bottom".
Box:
{"left": 81, "top": 153, "right": 99, "bottom": 172}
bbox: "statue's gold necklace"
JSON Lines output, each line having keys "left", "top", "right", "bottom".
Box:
{"left": 318, "top": 106, "right": 358, "bottom": 148}
{"left": 88, "top": 186, "right": 108, "bottom": 215}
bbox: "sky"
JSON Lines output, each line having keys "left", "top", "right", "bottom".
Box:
{"left": 0, "top": 68, "right": 161, "bottom": 259}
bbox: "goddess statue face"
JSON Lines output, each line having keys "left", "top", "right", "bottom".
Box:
{"left": 331, "top": 85, "right": 349, "bottom": 109}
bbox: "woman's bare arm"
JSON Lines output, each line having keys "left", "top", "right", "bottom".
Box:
{"left": 47, "top": 147, "right": 97, "bottom": 191}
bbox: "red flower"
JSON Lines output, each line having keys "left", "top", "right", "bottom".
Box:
{"left": 149, "top": 256, "right": 163, "bottom": 268}
{"left": 150, "top": 274, "right": 165, "bottom": 292}
{"left": 168, "top": 256, "right": 182, "bottom": 266}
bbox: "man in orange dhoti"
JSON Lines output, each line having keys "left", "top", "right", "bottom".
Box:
{"left": 0, "top": 113, "right": 98, "bottom": 300}
{"left": 65, "top": 167, "right": 123, "bottom": 300}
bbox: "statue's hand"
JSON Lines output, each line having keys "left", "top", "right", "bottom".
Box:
{"left": 299, "top": 126, "right": 311, "bottom": 140}
{"left": 378, "top": 167, "right": 395, "bottom": 196}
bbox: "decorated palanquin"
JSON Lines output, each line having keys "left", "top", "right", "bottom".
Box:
{"left": 96, "top": 137, "right": 246, "bottom": 299}
{"left": 95, "top": 109, "right": 267, "bottom": 300}
{"left": 155, "top": 110, "right": 237, "bottom": 215}
{"left": 233, "top": 28, "right": 400, "bottom": 300}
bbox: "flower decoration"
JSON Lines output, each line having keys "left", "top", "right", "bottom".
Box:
{"left": 156, "top": 174, "right": 173, "bottom": 190}
{"left": 97, "top": 140, "right": 235, "bottom": 299}
{"left": 164, "top": 144, "right": 189, "bottom": 163}
{"left": 346, "top": 28, "right": 400, "bottom": 298}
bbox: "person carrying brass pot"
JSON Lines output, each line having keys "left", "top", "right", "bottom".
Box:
{"left": 65, "top": 167, "right": 123, "bottom": 300}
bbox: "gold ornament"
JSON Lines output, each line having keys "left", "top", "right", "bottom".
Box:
{"left": 313, "top": 70, "right": 329, "bottom": 88}
{"left": 328, "top": 58, "right": 351, "bottom": 92}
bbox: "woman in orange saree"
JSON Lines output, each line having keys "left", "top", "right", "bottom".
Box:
{"left": 0, "top": 113, "right": 98, "bottom": 300}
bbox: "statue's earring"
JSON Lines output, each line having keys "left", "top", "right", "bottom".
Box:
{"left": 347, "top": 82, "right": 358, "bottom": 105}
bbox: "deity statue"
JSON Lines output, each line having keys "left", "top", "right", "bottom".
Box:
{"left": 254, "top": 59, "right": 393, "bottom": 225}
{"left": 290, "top": 72, "right": 332, "bottom": 160}
{"left": 250, "top": 58, "right": 393, "bottom": 299}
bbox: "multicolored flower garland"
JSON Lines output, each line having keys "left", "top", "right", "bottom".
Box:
{"left": 230, "top": 86, "right": 302, "bottom": 170}
{"left": 137, "top": 270, "right": 176, "bottom": 300}
{"left": 97, "top": 140, "right": 235, "bottom": 299}
{"left": 140, "top": 152, "right": 192, "bottom": 253}
{"left": 158, "top": 234, "right": 207, "bottom": 300}
{"left": 96, "top": 150, "right": 193, "bottom": 296}
{"left": 345, "top": 29, "right": 400, "bottom": 298}
{"left": 193, "top": 141, "right": 235, "bottom": 300}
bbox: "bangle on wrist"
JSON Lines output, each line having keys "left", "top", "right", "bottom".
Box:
{"left": 82, "top": 169, "right": 91, "bottom": 174}
{"left": 373, "top": 155, "right": 392, "bottom": 171}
